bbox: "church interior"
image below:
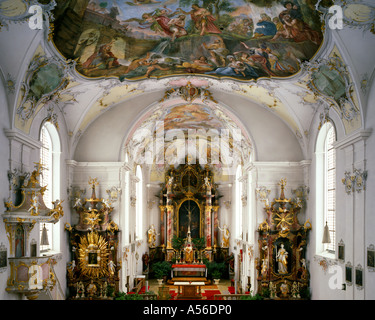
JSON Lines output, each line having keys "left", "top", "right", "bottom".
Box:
{"left": 0, "top": 0, "right": 374, "bottom": 301}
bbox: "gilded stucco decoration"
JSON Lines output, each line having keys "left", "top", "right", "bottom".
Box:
{"left": 341, "top": 168, "right": 367, "bottom": 194}
{"left": 341, "top": 0, "right": 375, "bottom": 35}
{"left": 16, "top": 54, "right": 75, "bottom": 123}
{"left": 304, "top": 54, "right": 359, "bottom": 123}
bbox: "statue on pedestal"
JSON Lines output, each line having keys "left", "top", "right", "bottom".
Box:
{"left": 276, "top": 244, "right": 288, "bottom": 274}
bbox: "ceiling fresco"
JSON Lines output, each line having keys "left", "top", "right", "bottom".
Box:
{"left": 125, "top": 98, "right": 253, "bottom": 171}
{"left": 52, "top": 0, "right": 324, "bottom": 81}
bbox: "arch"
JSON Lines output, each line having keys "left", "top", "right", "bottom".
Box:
{"left": 315, "top": 121, "right": 336, "bottom": 255}
{"left": 39, "top": 121, "right": 61, "bottom": 252}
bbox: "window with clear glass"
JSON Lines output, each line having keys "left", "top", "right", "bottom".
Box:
{"left": 324, "top": 125, "right": 336, "bottom": 252}
{"left": 39, "top": 122, "right": 61, "bottom": 253}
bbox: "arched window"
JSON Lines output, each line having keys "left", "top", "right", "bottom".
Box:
{"left": 235, "top": 165, "right": 242, "bottom": 239}
{"left": 316, "top": 122, "right": 336, "bottom": 254}
{"left": 39, "top": 122, "right": 61, "bottom": 252}
{"left": 136, "top": 165, "right": 143, "bottom": 240}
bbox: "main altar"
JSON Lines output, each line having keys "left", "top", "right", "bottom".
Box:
{"left": 147, "top": 160, "right": 228, "bottom": 283}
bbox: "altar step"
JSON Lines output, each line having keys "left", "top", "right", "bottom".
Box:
{"left": 168, "top": 277, "right": 209, "bottom": 285}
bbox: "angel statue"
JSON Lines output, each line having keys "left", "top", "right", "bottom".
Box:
{"left": 73, "top": 197, "right": 82, "bottom": 208}
{"left": 28, "top": 193, "right": 40, "bottom": 215}
{"left": 204, "top": 176, "right": 212, "bottom": 195}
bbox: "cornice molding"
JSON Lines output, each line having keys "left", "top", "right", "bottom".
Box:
{"left": 333, "top": 129, "right": 372, "bottom": 149}
{"left": 4, "top": 128, "right": 41, "bottom": 149}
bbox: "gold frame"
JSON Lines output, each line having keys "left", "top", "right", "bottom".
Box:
{"left": 176, "top": 197, "right": 203, "bottom": 239}
{"left": 78, "top": 231, "right": 109, "bottom": 278}
{"left": 176, "top": 196, "right": 204, "bottom": 237}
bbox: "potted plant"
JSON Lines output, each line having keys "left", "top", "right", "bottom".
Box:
{"left": 152, "top": 261, "right": 171, "bottom": 285}
{"left": 208, "top": 261, "right": 225, "bottom": 284}
{"left": 212, "top": 269, "right": 222, "bottom": 285}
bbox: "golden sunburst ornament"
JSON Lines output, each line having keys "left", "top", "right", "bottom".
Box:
{"left": 78, "top": 231, "right": 109, "bottom": 278}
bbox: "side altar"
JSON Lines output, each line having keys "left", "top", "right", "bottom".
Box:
{"left": 256, "top": 179, "right": 312, "bottom": 299}
{"left": 65, "top": 178, "right": 121, "bottom": 299}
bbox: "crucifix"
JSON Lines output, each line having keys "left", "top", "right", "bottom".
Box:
{"left": 186, "top": 206, "right": 195, "bottom": 242}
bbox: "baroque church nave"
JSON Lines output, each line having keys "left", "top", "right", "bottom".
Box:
{"left": 0, "top": 0, "right": 374, "bottom": 302}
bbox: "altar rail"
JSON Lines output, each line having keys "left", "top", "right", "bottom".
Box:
{"left": 141, "top": 294, "right": 158, "bottom": 300}
{"left": 213, "top": 294, "right": 250, "bottom": 300}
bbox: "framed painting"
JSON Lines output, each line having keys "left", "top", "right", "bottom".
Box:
{"left": 345, "top": 262, "right": 352, "bottom": 286}
{"left": 367, "top": 244, "right": 375, "bottom": 271}
{"left": 338, "top": 240, "right": 345, "bottom": 263}
{"left": 177, "top": 199, "right": 201, "bottom": 239}
{"left": 355, "top": 265, "right": 363, "bottom": 290}
{"left": 0, "top": 243, "right": 7, "bottom": 272}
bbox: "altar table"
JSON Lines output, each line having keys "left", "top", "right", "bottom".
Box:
{"left": 174, "top": 281, "right": 205, "bottom": 299}
{"left": 171, "top": 264, "right": 207, "bottom": 278}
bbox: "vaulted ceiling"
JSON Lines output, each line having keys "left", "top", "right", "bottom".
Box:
{"left": 0, "top": 0, "right": 374, "bottom": 164}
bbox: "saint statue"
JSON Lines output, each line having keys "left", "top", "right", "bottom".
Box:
{"left": 276, "top": 243, "right": 288, "bottom": 274}
{"left": 280, "top": 280, "right": 289, "bottom": 298}
{"left": 166, "top": 175, "right": 174, "bottom": 193}
{"left": 261, "top": 258, "right": 268, "bottom": 279}
{"left": 147, "top": 224, "right": 158, "bottom": 247}
{"left": 204, "top": 176, "right": 212, "bottom": 195}
{"left": 108, "top": 260, "right": 116, "bottom": 276}
{"left": 218, "top": 224, "right": 230, "bottom": 248}
{"left": 87, "top": 279, "right": 97, "bottom": 297}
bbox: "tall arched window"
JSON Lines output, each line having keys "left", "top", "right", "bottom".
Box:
{"left": 316, "top": 122, "right": 336, "bottom": 254}
{"left": 39, "top": 121, "right": 61, "bottom": 252}
{"left": 136, "top": 165, "right": 143, "bottom": 240}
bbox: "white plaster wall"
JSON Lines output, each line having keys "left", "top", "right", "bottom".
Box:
{"left": 363, "top": 76, "right": 375, "bottom": 300}
{"left": 0, "top": 71, "right": 13, "bottom": 300}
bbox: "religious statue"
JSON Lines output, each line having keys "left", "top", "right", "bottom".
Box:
{"left": 218, "top": 224, "right": 230, "bottom": 248}
{"left": 300, "top": 258, "right": 309, "bottom": 280}
{"left": 28, "top": 192, "right": 40, "bottom": 215}
{"left": 68, "top": 260, "right": 76, "bottom": 279}
{"left": 108, "top": 260, "right": 116, "bottom": 276}
{"left": 147, "top": 224, "right": 158, "bottom": 247}
{"left": 291, "top": 281, "right": 300, "bottom": 299}
{"left": 269, "top": 281, "right": 277, "bottom": 299}
{"left": 276, "top": 243, "right": 288, "bottom": 274}
{"left": 73, "top": 197, "right": 82, "bottom": 208}
{"left": 280, "top": 280, "right": 289, "bottom": 298}
{"left": 204, "top": 176, "right": 212, "bottom": 195}
{"left": 166, "top": 175, "right": 174, "bottom": 193}
{"left": 261, "top": 258, "right": 268, "bottom": 279}
{"left": 142, "top": 253, "right": 149, "bottom": 272}
{"left": 102, "top": 198, "right": 111, "bottom": 209}
{"left": 76, "top": 281, "right": 85, "bottom": 298}
{"left": 87, "top": 279, "right": 97, "bottom": 297}
{"left": 103, "top": 281, "right": 108, "bottom": 298}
